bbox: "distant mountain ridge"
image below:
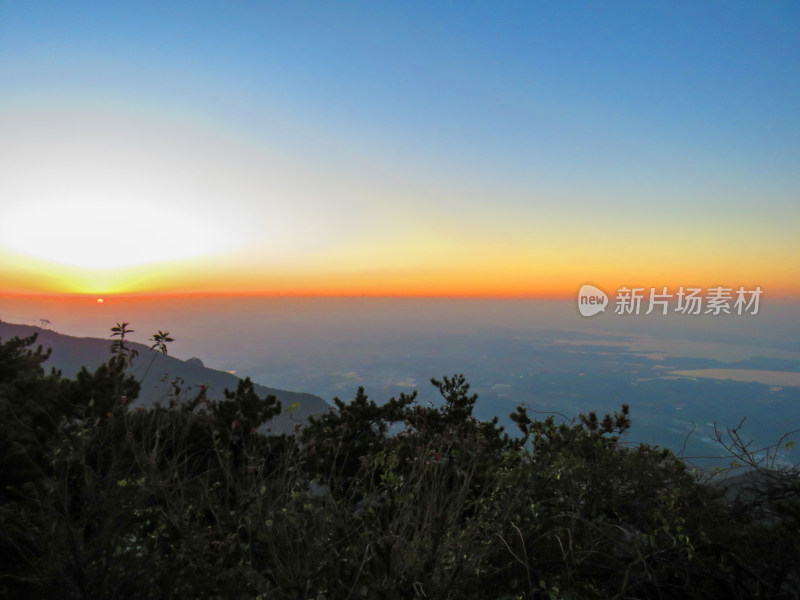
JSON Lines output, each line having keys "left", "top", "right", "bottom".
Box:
{"left": 0, "top": 322, "right": 331, "bottom": 435}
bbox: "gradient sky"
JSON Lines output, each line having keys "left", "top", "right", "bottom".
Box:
{"left": 1, "top": 1, "right": 798, "bottom": 298}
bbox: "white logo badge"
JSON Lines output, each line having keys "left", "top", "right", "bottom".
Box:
{"left": 577, "top": 284, "right": 608, "bottom": 317}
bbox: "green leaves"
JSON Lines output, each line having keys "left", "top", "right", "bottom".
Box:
{"left": 149, "top": 330, "right": 174, "bottom": 355}
{"left": 3, "top": 333, "right": 799, "bottom": 599}
{"left": 110, "top": 322, "right": 139, "bottom": 373}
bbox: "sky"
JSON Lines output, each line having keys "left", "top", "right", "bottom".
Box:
{"left": 1, "top": 1, "right": 798, "bottom": 298}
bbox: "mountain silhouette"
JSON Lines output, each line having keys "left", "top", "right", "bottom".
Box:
{"left": 0, "top": 322, "right": 331, "bottom": 435}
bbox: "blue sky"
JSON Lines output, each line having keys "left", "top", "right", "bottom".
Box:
{"left": 1, "top": 1, "right": 798, "bottom": 296}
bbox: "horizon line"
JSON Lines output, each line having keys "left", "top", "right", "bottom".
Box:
{"left": 3, "top": 290, "right": 800, "bottom": 302}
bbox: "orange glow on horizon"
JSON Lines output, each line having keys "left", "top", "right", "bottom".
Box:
{"left": 4, "top": 281, "right": 799, "bottom": 303}
{"left": 2, "top": 268, "right": 798, "bottom": 299}
{"left": 1, "top": 236, "right": 799, "bottom": 301}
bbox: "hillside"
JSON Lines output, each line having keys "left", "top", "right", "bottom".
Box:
{"left": 0, "top": 322, "right": 331, "bottom": 435}
{"left": 1, "top": 328, "right": 798, "bottom": 598}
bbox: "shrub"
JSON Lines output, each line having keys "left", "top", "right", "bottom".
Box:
{"left": 1, "top": 330, "right": 798, "bottom": 599}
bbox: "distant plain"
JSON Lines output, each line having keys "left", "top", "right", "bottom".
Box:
{"left": 2, "top": 295, "right": 799, "bottom": 467}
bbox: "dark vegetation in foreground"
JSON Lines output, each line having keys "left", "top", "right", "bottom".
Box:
{"left": 1, "top": 326, "right": 798, "bottom": 599}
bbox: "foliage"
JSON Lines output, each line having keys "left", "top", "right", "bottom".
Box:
{"left": 1, "top": 329, "right": 798, "bottom": 599}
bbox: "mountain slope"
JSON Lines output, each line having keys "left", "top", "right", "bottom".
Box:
{"left": 0, "top": 322, "right": 331, "bottom": 434}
